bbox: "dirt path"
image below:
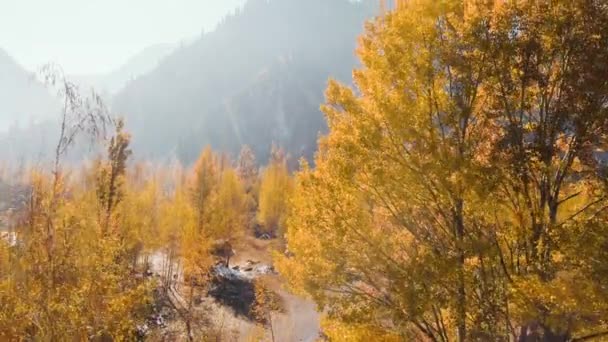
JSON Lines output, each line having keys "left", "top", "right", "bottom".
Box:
{"left": 270, "top": 289, "right": 320, "bottom": 342}
{"left": 231, "top": 236, "right": 321, "bottom": 342}
{"left": 147, "top": 236, "right": 321, "bottom": 341}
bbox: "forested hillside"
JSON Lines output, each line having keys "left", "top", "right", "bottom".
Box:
{"left": 114, "top": 0, "right": 376, "bottom": 163}
{"left": 0, "top": 0, "right": 376, "bottom": 165}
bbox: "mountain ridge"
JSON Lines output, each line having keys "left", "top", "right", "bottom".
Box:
{"left": 113, "top": 0, "right": 378, "bottom": 163}
{"left": 0, "top": 48, "right": 59, "bottom": 131}
{"left": 70, "top": 43, "right": 177, "bottom": 96}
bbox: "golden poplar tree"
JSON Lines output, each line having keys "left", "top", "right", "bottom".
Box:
{"left": 190, "top": 146, "right": 220, "bottom": 234}
{"left": 237, "top": 145, "right": 260, "bottom": 231}
{"left": 279, "top": 1, "right": 494, "bottom": 339}
{"left": 257, "top": 146, "right": 292, "bottom": 237}
{"left": 480, "top": 1, "right": 608, "bottom": 339}
{"left": 277, "top": 1, "right": 608, "bottom": 341}
{"left": 209, "top": 167, "right": 247, "bottom": 266}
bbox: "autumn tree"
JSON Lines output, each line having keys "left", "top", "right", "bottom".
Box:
{"left": 277, "top": 1, "right": 608, "bottom": 341}
{"left": 160, "top": 181, "right": 212, "bottom": 341}
{"left": 257, "top": 145, "right": 292, "bottom": 237}
{"left": 237, "top": 145, "right": 260, "bottom": 231}
{"left": 209, "top": 168, "right": 247, "bottom": 266}
{"left": 481, "top": 1, "right": 608, "bottom": 340}
{"left": 88, "top": 119, "right": 152, "bottom": 339}
{"left": 278, "top": 1, "right": 494, "bottom": 339}
{"left": 97, "top": 119, "right": 132, "bottom": 233}
{"left": 190, "top": 147, "right": 219, "bottom": 233}
{"left": 120, "top": 173, "right": 161, "bottom": 269}
{"left": 237, "top": 145, "right": 259, "bottom": 190}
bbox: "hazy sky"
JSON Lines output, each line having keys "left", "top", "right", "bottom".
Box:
{"left": 0, "top": 0, "right": 244, "bottom": 74}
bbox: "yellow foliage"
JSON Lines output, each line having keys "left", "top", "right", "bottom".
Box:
{"left": 257, "top": 154, "right": 292, "bottom": 236}
{"left": 209, "top": 168, "right": 247, "bottom": 244}
{"left": 278, "top": 0, "right": 608, "bottom": 340}
{"left": 321, "top": 317, "right": 401, "bottom": 342}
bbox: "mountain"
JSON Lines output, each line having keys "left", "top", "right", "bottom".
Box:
{"left": 0, "top": 44, "right": 175, "bottom": 163}
{"left": 71, "top": 43, "right": 176, "bottom": 96}
{"left": 113, "top": 0, "right": 378, "bottom": 163}
{"left": 0, "top": 49, "right": 59, "bottom": 131}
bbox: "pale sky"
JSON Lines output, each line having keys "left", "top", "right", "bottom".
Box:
{"left": 0, "top": 0, "right": 245, "bottom": 74}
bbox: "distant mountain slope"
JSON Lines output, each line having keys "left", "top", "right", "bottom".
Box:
{"left": 0, "top": 49, "right": 59, "bottom": 131}
{"left": 113, "top": 0, "right": 377, "bottom": 163}
{"left": 72, "top": 43, "right": 176, "bottom": 96}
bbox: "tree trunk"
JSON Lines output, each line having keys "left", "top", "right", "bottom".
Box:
{"left": 186, "top": 282, "right": 195, "bottom": 342}
{"left": 457, "top": 252, "right": 466, "bottom": 342}
{"left": 268, "top": 311, "right": 275, "bottom": 342}
{"left": 454, "top": 200, "right": 466, "bottom": 342}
